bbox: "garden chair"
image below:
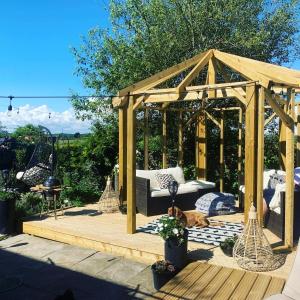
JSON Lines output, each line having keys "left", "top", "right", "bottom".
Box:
{"left": 266, "top": 239, "right": 300, "bottom": 300}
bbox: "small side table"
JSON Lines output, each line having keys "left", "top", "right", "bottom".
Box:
{"left": 30, "top": 185, "right": 63, "bottom": 220}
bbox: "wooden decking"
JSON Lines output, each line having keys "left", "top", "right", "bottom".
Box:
{"left": 22, "top": 204, "right": 296, "bottom": 280}
{"left": 149, "top": 262, "right": 285, "bottom": 300}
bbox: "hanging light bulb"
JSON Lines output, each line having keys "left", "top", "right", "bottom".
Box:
{"left": 17, "top": 107, "right": 20, "bottom": 115}
{"left": 7, "top": 96, "right": 13, "bottom": 117}
{"left": 48, "top": 112, "right": 51, "bottom": 119}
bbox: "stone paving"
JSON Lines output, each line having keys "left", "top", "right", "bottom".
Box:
{"left": 0, "top": 234, "right": 156, "bottom": 299}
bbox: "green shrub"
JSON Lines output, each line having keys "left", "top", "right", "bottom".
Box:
{"left": 15, "top": 192, "right": 42, "bottom": 218}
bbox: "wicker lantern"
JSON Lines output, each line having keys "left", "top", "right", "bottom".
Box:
{"left": 98, "top": 177, "right": 119, "bottom": 213}
{"left": 233, "top": 203, "right": 283, "bottom": 272}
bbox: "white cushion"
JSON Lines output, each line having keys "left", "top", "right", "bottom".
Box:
{"left": 151, "top": 184, "right": 199, "bottom": 197}
{"left": 161, "top": 167, "right": 185, "bottom": 184}
{"left": 265, "top": 295, "right": 292, "bottom": 300}
{"left": 150, "top": 180, "right": 215, "bottom": 197}
{"left": 185, "top": 180, "right": 215, "bottom": 189}
{"left": 136, "top": 169, "right": 160, "bottom": 189}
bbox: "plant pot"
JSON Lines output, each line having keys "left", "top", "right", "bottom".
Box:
{"left": 151, "top": 265, "right": 175, "bottom": 290}
{"left": 220, "top": 245, "right": 233, "bottom": 257}
{"left": 164, "top": 229, "right": 188, "bottom": 270}
{"left": 0, "top": 199, "right": 15, "bottom": 234}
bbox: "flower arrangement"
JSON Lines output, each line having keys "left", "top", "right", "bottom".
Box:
{"left": 220, "top": 235, "right": 238, "bottom": 256}
{"left": 156, "top": 215, "right": 185, "bottom": 245}
{"left": 151, "top": 260, "right": 176, "bottom": 274}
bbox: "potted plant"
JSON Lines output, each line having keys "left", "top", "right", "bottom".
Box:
{"left": 220, "top": 235, "right": 238, "bottom": 257}
{"left": 151, "top": 260, "right": 177, "bottom": 290}
{"left": 157, "top": 215, "right": 188, "bottom": 270}
{"left": 0, "top": 191, "right": 18, "bottom": 234}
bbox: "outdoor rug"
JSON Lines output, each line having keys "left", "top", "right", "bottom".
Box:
{"left": 137, "top": 217, "right": 244, "bottom": 246}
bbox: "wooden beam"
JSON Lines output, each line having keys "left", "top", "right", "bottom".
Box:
{"left": 118, "top": 50, "right": 210, "bottom": 96}
{"left": 244, "top": 83, "right": 258, "bottom": 223}
{"left": 205, "top": 111, "right": 221, "bottom": 128}
{"left": 279, "top": 116, "right": 287, "bottom": 171}
{"left": 126, "top": 96, "right": 136, "bottom": 234}
{"left": 176, "top": 50, "right": 213, "bottom": 93}
{"left": 264, "top": 112, "right": 277, "bottom": 127}
{"left": 178, "top": 111, "right": 183, "bottom": 167}
{"left": 238, "top": 107, "right": 243, "bottom": 208}
{"left": 220, "top": 110, "right": 224, "bottom": 192}
{"left": 257, "top": 87, "right": 265, "bottom": 225}
{"left": 208, "top": 58, "right": 217, "bottom": 98}
{"left": 162, "top": 110, "right": 167, "bottom": 168}
{"left": 118, "top": 107, "right": 127, "bottom": 207}
{"left": 144, "top": 109, "right": 149, "bottom": 170}
{"left": 196, "top": 112, "right": 207, "bottom": 180}
{"left": 285, "top": 88, "right": 295, "bottom": 248}
{"left": 214, "top": 50, "right": 270, "bottom": 89}
{"left": 265, "top": 90, "right": 293, "bottom": 128}
{"left": 215, "top": 60, "right": 247, "bottom": 106}
{"left": 297, "top": 105, "right": 300, "bottom": 167}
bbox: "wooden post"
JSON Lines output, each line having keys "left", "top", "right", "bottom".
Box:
{"left": 118, "top": 106, "right": 127, "bottom": 206}
{"left": 178, "top": 110, "right": 183, "bottom": 167}
{"left": 244, "top": 83, "right": 258, "bottom": 223}
{"left": 279, "top": 110, "right": 287, "bottom": 171}
{"left": 285, "top": 88, "right": 295, "bottom": 248}
{"left": 144, "top": 109, "right": 149, "bottom": 170}
{"left": 297, "top": 104, "right": 300, "bottom": 167}
{"left": 162, "top": 110, "right": 167, "bottom": 168}
{"left": 220, "top": 110, "right": 224, "bottom": 192}
{"left": 238, "top": 107, "right": 243, "bottom": 208}
{"left": 257, "top": 87, "right": 265, "bottom": 225}
{"left": 208, "top": 58, "right": 216, "bottom": 98}
{"left": 127, "top": 96, "right": 136, "bottom": 234}
{"left": 196, "top": 111, "right": 207, "bottom": 180}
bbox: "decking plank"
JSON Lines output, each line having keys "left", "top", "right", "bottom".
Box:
{"left": 212, "top": 269, "right": 245, "bottom": 300}
{"left": 195, "top": 267, "right": 233, "bottom": 299}
{"left": 149, "top": 262, "right": 200, "bottom": 300}
{"left": 164, "top": 263, "right": 213, "bottom": 300}
{"left": 180, "top": 264, "right": 222, "bottom": 300}
{"left": 245, "top": 274, "right": 272, "bottom": 300}
{"left": 229, "top": 272, "right": 258, "bottom": 300}
{"left": 263, "top": 277, "right": 285, "bottom": 299}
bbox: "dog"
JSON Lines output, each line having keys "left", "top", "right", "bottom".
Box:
{"left": 168, "top": 206, "right": 210, "bottom": 228}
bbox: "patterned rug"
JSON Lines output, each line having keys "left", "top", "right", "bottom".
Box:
{"left": 137, "top": 218, "right": 244, "bottom": 246}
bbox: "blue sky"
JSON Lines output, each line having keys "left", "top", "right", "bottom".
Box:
{"left": 0, "top": 0, "right": 109, "bottom": 132}
{"left": 0, "top": 1, "right": 299, "bottom": 132}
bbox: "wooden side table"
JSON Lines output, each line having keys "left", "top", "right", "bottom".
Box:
{"left": 30, "top": 185, "right": 63, "bottom": 220}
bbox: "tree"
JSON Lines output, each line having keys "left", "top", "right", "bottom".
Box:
{"left": 71, "top": 0, "right": 300, "bottom": 193}
{"left": 11, "top": 124, "right": 43, "bottom": 142}
{"left": 72, "top": 0, "right": 299, "bottom": 102}
{"left": 74, "top": 132, "right": 81, "bottom": 139}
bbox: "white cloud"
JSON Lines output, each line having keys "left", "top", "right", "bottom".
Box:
{"left": 0, "top": 104, "right": 91, "bottom": 133}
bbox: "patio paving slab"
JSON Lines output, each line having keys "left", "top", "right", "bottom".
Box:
{"left": 0, "top": 234, "right": 155, "bottom": 299}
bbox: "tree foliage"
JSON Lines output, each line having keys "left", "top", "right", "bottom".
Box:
{"left": 72, "top": 0, "right": 299, "bottom": 98}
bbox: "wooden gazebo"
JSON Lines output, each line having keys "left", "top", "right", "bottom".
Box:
{"left": 112, "top": 49, "right": 300, "bottom": 249}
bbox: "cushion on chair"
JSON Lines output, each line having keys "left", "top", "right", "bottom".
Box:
{"left": 162, "top": 166, "right": 186, "bottom": 184}
{"left": 151, "top": 184, "right": 199, "bottom": 197}
{"left": 136, "top": 169, "right": 161, "bottom": 189}
{"left": 155, "top": 173, "right": 175, "bottom": 189}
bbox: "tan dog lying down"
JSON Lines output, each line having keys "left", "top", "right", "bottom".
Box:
{"left": 168, "top": 206, "right": 210, "bottom": 228}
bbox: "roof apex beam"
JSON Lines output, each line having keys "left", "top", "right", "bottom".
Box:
{"left": 176, "top": 50, "right": 213, "bottom": 93}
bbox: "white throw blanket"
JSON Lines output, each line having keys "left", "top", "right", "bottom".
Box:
{"left": 268, "top": 183, "right": 286, "bottom": 214}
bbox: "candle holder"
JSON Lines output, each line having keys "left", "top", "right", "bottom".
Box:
{"left": 168, "top": 180, "right": 179, "bottom": 217}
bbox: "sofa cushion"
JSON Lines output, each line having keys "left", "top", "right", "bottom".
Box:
{"left": 185, "top": 180, "right": 215, "bottom": 189}
{"left": 155, "top": 173, "right": 176, "bottom": 189}
{"left": 151, "top": 183, "right": 199, "bottom": 198}
{"left": 136, "top": 169, "right": 160, "bottom": 189}
{"left": 161, "top": 166, "right": 185, "bottom": 184}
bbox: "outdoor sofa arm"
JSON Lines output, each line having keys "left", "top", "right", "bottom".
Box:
{"left": 136, "top": 176, "right": 151, "bottom": 215}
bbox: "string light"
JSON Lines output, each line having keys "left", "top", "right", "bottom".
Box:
{"left": 7, "top": 96, "right": 13, "bottom": 117}
{"left": 48, "top": 112, "right": 51, "bottom": 119}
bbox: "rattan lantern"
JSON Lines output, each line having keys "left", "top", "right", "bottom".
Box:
{"left": 233, "top": 203, "right": 283, "bottom": 272}
{"left": 98, "top": 177, "right": 119, "bottom": 213}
